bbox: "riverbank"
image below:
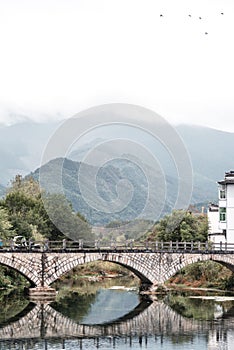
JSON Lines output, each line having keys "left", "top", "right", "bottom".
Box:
{"left": 58, "top": 261, "right": 234, "bottom": 293}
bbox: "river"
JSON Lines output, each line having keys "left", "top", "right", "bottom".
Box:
{"left": 0, "top": 277, "right": 234, "bottom": 350}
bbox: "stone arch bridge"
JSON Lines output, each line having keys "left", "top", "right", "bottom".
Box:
{"left": 0, "top": 241, "right": 234, "bottom": 293}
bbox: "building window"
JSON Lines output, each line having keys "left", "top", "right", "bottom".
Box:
{"left": 219, "top": 189, "right": 226, "bottom": 199}
{"left": 219, "top": 208, "right": 226, "bottom": 222}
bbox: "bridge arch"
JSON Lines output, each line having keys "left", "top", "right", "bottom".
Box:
{"left": 44, "top": 252, "right": 154, "bottom": 286}
{"left": 46, "top": 252, "right": 234, "bottom": 287}
{"left": 1, "top": 251, "right": 234, "bottom": 289}
{"left": 158, "top": 253, "right": 234, "bottom": 285}
{"left": 0, "top": 253, "right": 41, "bottom": 287}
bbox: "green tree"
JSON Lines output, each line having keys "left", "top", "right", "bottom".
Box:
{"left": 0, "top": 207, "right": 14, "bottom": 240}
{"left": 8, "top": 174, "right": 41, "bottom": 198}
{"left": 152, "top": 210, "right": 208, "bottom": 242}
{"left": 2, "top": 191, "right": 42, "bottom": 239}
{"left": 1, "top": 175, "right": 94, "bottom": 242}
{"left": 43, "top": 193, "right": 93, "bottom": 241}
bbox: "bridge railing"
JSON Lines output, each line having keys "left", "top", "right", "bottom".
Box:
{"left": 1, "top": 239, "right": 234, "bottom": 253}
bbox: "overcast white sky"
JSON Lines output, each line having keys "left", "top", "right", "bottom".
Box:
{"left": 0, "top": 0, "right": 233, "bottom": 131}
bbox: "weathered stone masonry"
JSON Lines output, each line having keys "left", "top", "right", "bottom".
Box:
{"left": 1, "top": 251, "right": 234, "bottom": 288}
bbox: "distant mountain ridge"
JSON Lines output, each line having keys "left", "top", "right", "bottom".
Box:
{"left": 31, "top": 157, "right": 171, "bottom": 225}
{"left": 30, "top": 156, "right": 216, "bottom": 226}
{"left": 0, "top": 120, "right": 232, "bottom": 210}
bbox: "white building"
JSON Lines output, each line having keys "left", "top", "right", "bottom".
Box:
{"left": 207, "top": 203, "right": 225, "bottom": 244}
{"left": 218, "top": 171, "right": 234, "bottom": 242}
{"left": 207, "top": 171, "right": 234, "bottom": 244}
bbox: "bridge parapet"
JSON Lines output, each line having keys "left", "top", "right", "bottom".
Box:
{"left": 1, "top": 239, "right": 234, "bottom": 253}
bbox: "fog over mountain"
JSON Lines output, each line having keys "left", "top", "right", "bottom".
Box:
{"left": 0, "top": 120, "right": 61, "bottom": 185}
{"left": 177, "top": 125, "right": 234, "bottom": 184}
{"left": 0, "top": 120, "right": 232, "bottom": 209}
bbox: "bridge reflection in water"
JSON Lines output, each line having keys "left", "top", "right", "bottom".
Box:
{"left": 0, "top": 294, "right": 233, "bottom": 350}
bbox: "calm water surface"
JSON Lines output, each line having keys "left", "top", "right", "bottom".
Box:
{"left": 0, "top": 278, "right": 234, "bottom": 350}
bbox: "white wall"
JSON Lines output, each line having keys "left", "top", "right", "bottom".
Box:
{"left": 208, "top": 210, "right": 221, "bottom": 234}
{"left": 227, "top": 184, "right": 234, "bottom": 207}
{"left": 226, "top": 185, "right": 234, "bottom": 242}
{"left": 208, "top": 208, "right": 226, "bottom": 245}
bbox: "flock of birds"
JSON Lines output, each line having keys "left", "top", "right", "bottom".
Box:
{"left": 160, "top": 12, "right": 224, "bottom": 35}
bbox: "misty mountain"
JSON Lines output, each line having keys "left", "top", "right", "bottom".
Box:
{"left": 176, "top": 124, "right": 234, "bottom": 203}
{"left": 0, "top": 120, "right": 232, "bottom": 208}
{"left": 31, "top": 157, "right": 175, "bottom": 225}
{"left": 30, "top": 155, "right": 215, "bottom": 226}
{"left": 176, "top": 124, "right": 234, "bottom": 183}
{"left": 0, "top": 120, "right": 60, "bottom": 185}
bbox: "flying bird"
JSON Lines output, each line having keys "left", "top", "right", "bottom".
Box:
{"left": 221, "top": 12, "right": 224, "bottom": 15}
{"left": 160, "top": 14, "right": 163, "bottom": 17}
{"left": 188, "top": 14, "right": 192, "bottom": 17}
{"left": 199, "top": 17, "right": 202, "bottom": 19}
{"left": 205, "top": 32, "right": 208, "bottom": 35}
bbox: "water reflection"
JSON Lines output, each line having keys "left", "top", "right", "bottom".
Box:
{"left": 51, "top": 288, "right": 150, "bottom": 325}
{"left": 0, "top": 287, "right": 234, "bottom": 349}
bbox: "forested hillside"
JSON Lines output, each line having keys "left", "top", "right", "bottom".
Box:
{"left": 30, "top": 157, "right": 215, "bottom": 226}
